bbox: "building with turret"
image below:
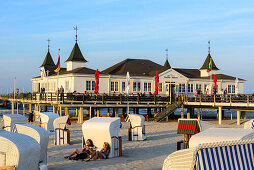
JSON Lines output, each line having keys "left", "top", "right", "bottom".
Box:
{"left": 31, "top": 37, "right": 245, "bottom": 96}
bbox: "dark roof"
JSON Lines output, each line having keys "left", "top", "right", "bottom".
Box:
{"left": 40, "top": 51, "right": 56, "bottom": 67}
{"left": 164, "top": 59, "right": 171, "bottom": 69}
{"left": 173, "top": 68, "right": 245, "bottom": 81}
{"left": 33, "top": 67, "right": 97, "bottom": 79}
{"left": 200, "top": 53, "right": 219, "bottom": 70}
{"left": 173, "top": 68, "right": 200, "bottom": 78}
{"left": 65, "top": 42, "right": 87, "bottom": 62}
{"left": 102, "top": 58, "right": 167, "bottom": 76}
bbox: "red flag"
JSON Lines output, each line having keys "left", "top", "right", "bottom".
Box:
{"left": 154, "top": 72, "right": 159, "bottom": 95}
{"left": 213, "top": 74, "right": 217, "bottom": 90}
{"left": 94, "top": 69, "right": 99, "bottom": 94}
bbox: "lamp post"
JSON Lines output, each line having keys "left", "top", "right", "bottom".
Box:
{"left": 14, "top": 77, "right": 16, "bottom": 100}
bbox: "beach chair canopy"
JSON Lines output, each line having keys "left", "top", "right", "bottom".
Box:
{"left": 40, "top": 112, "right": 59, "bottom": 132}
{"left": 163, "top": 139, "right": 254, "bottom": 170}
{"left": 53, "top": 115, "right": 69, "bottom": 130}
{"left": 189, "top": 128, "right": 254, "bottom": 148}
{"left": 126, "top": 114, "right": 144, "bottom": 128}
{"left": 0, "top": 130, "right": 40, "bottom": 170}
{"left": 82, "top": 117, "right": 120, "bottom": 158}
{"left": 177, "top": 119, "right": 215, "bottom": 135}
{"left": 15, "top": 124, "right": 49, "bottom": 164}
{"left": 244, "top": 119, "right": 254, "bottom": 129}
{"left": 3, "top": 114, "right": 27, "bottom": 132}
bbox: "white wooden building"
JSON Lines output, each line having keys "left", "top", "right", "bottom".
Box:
{"left": 31, "top": 43, "right": 245, "bottom": 96}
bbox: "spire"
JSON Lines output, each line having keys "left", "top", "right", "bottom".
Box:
{"left": 40, "top": 41, "right": 55, "bottom": 67}
{"left": 200, "top": 41, "right": 219, "bottom": 70}
{"left": 65, "top": 42, "right": 87, "bottom": 62}
{"left": 164, "top": 48, "right": 171, "bottom": 69}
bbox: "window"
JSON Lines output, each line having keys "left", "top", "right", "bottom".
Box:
{"left": 86, "top": 80, "right": 95, "bottom": 91}
{"left": 179, "top": 84, "right": 185, "bottom": 93}
{"left": 204, "top": 84, "right": 207, "bottom": 93}
{"left": 86, "top": 81, "right": 91, "bottom": 91}
{"left": 133, "top": 82, "right": 141, "bottom": 92}
{"left": 144, "top": 82, "right": 152, "bottom": 92}
{"left": 159, "top": 83, "right": 162, "bottom": 92}
{"left": 122, "top": 82, "right": 125, "bottom": 91}
{"left": 188, "top": 84, "right": 194, "bottom": 93}
{"left": 111, "top": 81, "right": 119, "bottom": 92}
{"left": 196, "top": 84, "right": 202, "bottom": 90}
{"left": 65, "top": 80, "right": 69, "bottom": 92}
{"left": 228, "top": 85, "right": 235, "bottom": 94}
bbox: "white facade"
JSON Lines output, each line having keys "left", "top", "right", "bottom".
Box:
{"left": 66, "top": 61, "right": 86, "bottom": 71}
{"left": 31, "top": 67, "right": 245, "bottom": 96}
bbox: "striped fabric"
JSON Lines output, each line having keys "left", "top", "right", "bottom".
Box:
{"left": 177, "top": 120, "right": 200, "bottom": 135}
{"left": 195, "top": 143, "right": 254, "bottom": 170}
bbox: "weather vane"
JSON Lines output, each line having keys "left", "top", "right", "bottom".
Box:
{"left": 165, "top": 48, "right": 168, "bottom": 60}
{"left": 74, "top": 26, "right": 78, "bottom": 42}
{"left": 208, "top": 40, "right": 211, "bottom": 54}
{"left": 47, "top": 38, "right": 50, "bottom": 51}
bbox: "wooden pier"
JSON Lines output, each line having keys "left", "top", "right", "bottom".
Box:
{"left": 0, "top": 93, "right": 254, "bottom": 125}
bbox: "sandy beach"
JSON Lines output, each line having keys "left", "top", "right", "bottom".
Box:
{"left": 45, "top": 119, "right": 244, "bottom": 170}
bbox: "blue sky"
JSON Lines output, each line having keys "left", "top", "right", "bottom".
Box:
{"left": 0, "top": 0, "right": 254, "bottom": 93}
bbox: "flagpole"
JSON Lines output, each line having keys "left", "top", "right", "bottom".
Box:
{"left": 56, "top": 48, "right": 60, "bottom": 103}
{"left": 57, "top": 71, "right": 59, "bottom": 103}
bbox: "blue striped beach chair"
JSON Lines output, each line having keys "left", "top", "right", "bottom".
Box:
{"left": 163, "top": 139, "right": 254, "bottom": 170}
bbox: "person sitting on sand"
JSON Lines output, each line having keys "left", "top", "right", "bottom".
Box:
{"left": 87, "top": 142, "right": 110, "bottom": 161}
{"left": 64, "top": 139, "right": 95, "bottom": 160}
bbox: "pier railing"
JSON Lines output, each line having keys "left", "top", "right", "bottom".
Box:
{"left": 0, "top": 92, "right": 173, "bottom": 105}
{"left": 184, "top": 94, "right": 254, "bottom": 106}
{"left": 0, "top": 93, "right": 253, "bottom": 106}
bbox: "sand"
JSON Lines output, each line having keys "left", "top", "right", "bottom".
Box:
{"left": 0, "top": 116, "right": 246, "bottom": 170}
{"left": 46, "top": 119, "right": 245, "bottom": 170}
{"left": 46, "top": 121, "right": 180, "bottom": 170}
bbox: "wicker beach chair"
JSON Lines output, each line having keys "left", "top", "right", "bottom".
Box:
{"left": 39, "top": 112, "right": 59, "bottom": 133}
{"left": 177, "top": 119, "right": 215, "bottom": 149}
{"left": 82, "top": 117, "right": 122, "bottom": 158}
{"left": 163, "top": 139, "right": 254, "bottom": 170}
{"left": 14, "top": 124, "right": 49, "bottom": 164}
{"left": 2, "top": 114, "right": 27, "bottom": 132}
{"left": 0, "top": 130, "right": 41, "bottom": 170}
{"left": 126, "top": 114, "right": 146, "bottom": 141}
{"left": 53, "top": 116, "right": 70, "bottom": 145}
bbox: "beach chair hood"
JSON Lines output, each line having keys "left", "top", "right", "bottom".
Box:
{"left": 53, "top": 116, "right": 69, "bottom": 130}
{"left": 82, "top": 117, "right": 120, "bottom": 158}
{"left": 40, "top": 112, "right": 60, "bottom": 133}
{"left": 3, "top": 114, "right": 27, "bottom": 132}
{"left": 189, "top": 128, "right": 254, "bottom": 148}
{"left": 126, "top": 114, "right": 144, "bottom": 128}
{"left": 0, "top": 130, "right": 41, "bottom": 170}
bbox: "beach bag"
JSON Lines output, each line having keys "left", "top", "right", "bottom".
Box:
{"left": 73, "top": 152, "right": 88, "bottom": 160}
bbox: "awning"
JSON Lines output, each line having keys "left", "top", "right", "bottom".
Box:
{"left": 177, "top": 119, "right": 200, "bottom": 135}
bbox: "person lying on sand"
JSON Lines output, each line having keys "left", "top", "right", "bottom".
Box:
{"left": 86, "top": 142, "right": 110, "bottom": 161}
{"left": 64, "top": 139, "right": 96, "bottom": 160}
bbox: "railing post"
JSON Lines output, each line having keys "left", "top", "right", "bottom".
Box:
{"left": 137, "top": 95, "right": 139, "bottom": 104}
{"left": 247, "top": 95, "right": 249, "bottom": 106}
{"left": 51, "top": 93, "right": 52, "bottom": 101}
{"left": 82, "top": 94, "right": 85, "bottom": 104}
{"left": 120, "top": 94, "right": 122, "bottom": 104}
{"left": 214, "top": 94, "right": 216, "bottom": 105}
{"left": 230, "top": 95, "right": 232, "bottom": 105}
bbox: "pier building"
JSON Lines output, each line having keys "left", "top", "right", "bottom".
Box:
{"left": 31, "top": 41, "right": 245, "bottom": 97}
